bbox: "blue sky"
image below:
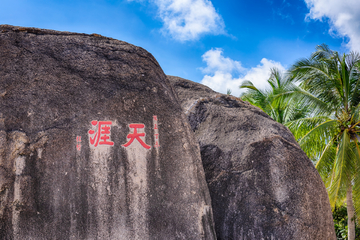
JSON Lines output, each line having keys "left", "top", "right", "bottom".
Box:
{"left": 2, "top": 0, "right": 360, "bottom": 96}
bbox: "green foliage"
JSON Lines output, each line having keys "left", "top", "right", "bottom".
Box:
{"left": 288, "top": 44, "right": 360, "bottom": 239}
{"left": 240, "top": 67, "right": 310, "bottom": 125}
{"left": 333, "top": 206, "right": 360, "bottom": 239}
{"left": 240, "top": 44, "right": 360, "bottom": 238}
{"left": 289, "top": 44, "right": 360, "bottom": 217}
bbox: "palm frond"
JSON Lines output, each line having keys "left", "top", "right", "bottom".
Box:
{"left": 353, "top": 168, "right": 360, "bottom": 224}
{"left": 298, "top": 120, "right": 339, "bottom": 159}
{"left": 352, "top": 144, "right": 360, "bottom": 223}
{"left": 286, "top": 115, "right": 331, "bottom": 141}
{"left": 315, "top": 138, "right": 336, "bottom": 174}
{"left": 349, "top": 58, "right": 360, "bottom": 107}
{"left": 239, "top": 80, "right": 258, "bottom": 91}
{"left": 328, "top": 130, "right": 353, "bottom": 207}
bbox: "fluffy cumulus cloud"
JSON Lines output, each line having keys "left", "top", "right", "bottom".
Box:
{"left": 153, "top": 0, "right": 225, "bottom": 41}
{"left": 304, "top": 0, "right": 360, "bottom": 51}
{"left": 200, "top": 48, "right": 286, "bottom": 96}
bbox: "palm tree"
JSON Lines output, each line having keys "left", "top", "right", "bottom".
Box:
{"left": 240, "top": 67, "right": 309, "bottom": 125}
{"left": 288, "top": 44, "right": 360, "bottom": 240}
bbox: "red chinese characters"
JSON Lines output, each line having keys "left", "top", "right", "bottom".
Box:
{"left": 123, "top": 124, "right": 151, "bottom": 149}
{"left": 76, "top": 136, "right": 82, "bottom": 151}
{"left": 153, "top": 115, "right": 160, "bottom": 148}
{"left": 88, "top": 121, "right": 114, "bottom": 147}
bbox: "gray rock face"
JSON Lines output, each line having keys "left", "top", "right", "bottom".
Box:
{"left": 168, "top": 76, "right": 336, "bottom": 240}
{"left": 0, "top": 25, "right": 216, "bottom": 240}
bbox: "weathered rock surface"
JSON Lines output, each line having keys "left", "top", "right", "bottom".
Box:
{"left": 0, "top": 25, "right": 216, "bottom": 240}
{"left": 168, "top": 76, "right": 336, "bottom": 240}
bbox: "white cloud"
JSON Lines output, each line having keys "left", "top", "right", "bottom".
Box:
{"left": 304, "top": 0, "right": 360, "bottom": 52}
{"left": 200, "top": 49, "right": 286, "bottom": 96}
{"left": 153, "top": 0, "right": 225, "bottom": 41}
{"left": 201, "top": 48, "right": 244, "bottom": 74}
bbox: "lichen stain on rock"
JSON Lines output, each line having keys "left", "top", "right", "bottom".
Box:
{"left": 88, "top": 142, "right": 114, "bottom": 239}
{"left": 0, "top": 129, "right": 47, "bottom": 239}
{"left": 123, "top": 139, "right": 150, "bottom": 240}
{"left": 200, "top": 204, "right": 217, "bottom": 240}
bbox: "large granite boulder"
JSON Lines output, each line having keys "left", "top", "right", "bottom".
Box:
{"left": 168, "top": 76, "right": 336, "bottom": 240}
{"left": 0, "top": 25, "right": 216, "bottom": 240}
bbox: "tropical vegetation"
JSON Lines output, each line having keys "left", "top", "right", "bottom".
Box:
{"left": 240, "top": 44, "right": 360, "bottom": 240}
{"left": 333, "top": 206, "right": 360, "bottom": 239}
{"left": 240, "top": 67, "right": 309, "bottom": 125}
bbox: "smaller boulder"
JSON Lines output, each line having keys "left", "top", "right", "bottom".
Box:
{"left": 169, "top": 75, "right": 336, "bottom": 240}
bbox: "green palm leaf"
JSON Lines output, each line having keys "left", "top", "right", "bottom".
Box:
{"left": 329, "top": 130, "right": 353, "bottom": 207}
{"left": 298, "top": 120, "right": 339, "bottom": 159}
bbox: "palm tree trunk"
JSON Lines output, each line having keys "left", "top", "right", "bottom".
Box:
{"left": 347, "top": 185, "right": 355, "bottom": 240}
